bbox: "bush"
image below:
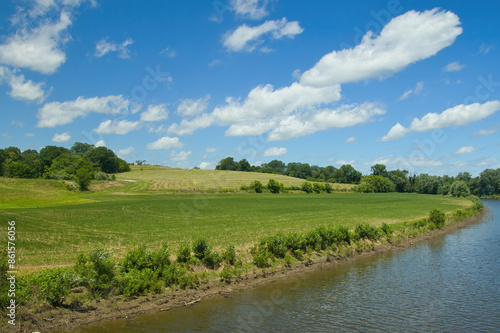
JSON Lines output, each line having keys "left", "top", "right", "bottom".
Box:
{"left": 380, "top": 223, "right": 393, "bottom": 236}
{"left": 192, "top": 237, "right": 211, "bottom": 260}
{"left": 267, "top": 179, "right": 283, "bottom": 194}
{"left": 36, "top": 268, "right": 75, "bottom": 306}
{"left": 266, "top": 233, "right": 286, "bottom": 258}
{"left": 252, "top": 248, "right": 271, "bottom": 268}
{"left": 94, "top": 171, "right": 109, "bottom": 181}
{"left": 203, "top": 251, "right": 222, "bottom": 268}
{"left": 324, "top": 183, "right": 333, "bottom": 193}
{"left": 116, "top": 268, "right": 158, "bottom": 297}
{"left": 250, "top": 180, "right": 264, "bottom": 193}
{"left": 313, "top": 183, "right": 323, "bottom": 193}
{"left": 301, "top": 182, "right": 313, "bottom": 194}
{"left": 354, "top": 223, "right": 380, "bottom": 241}
{"left": 305, "top": 229, "right": 322, "bottom": 251}
{"left": 221, "top": 245, "right": 237, "bottom": 265}
{"left": 75, "top": 247, "right": 115, "bottom": 296}
{"left": 150, "top": 243, "right": 171, "bottom": 272}
{"left": 176, "top": 243, "right": 191, "bottom": 263}
{"left": 121, "top": 245, "right": 152, "bottom": 272}
{"left": 428, "top": 208, "right": 446, "bottom": 229}
{"left": 284, "top": 232, "right": 306, "bottom": 252}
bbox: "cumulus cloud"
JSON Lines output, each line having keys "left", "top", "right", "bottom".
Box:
{"left": 198, "top": 161, "right": 213, "bottom": 169}
{"left": 0, "top": 67, "right": 49, "bottom": 103}
{"left": 52, "top": 132, "right": 71, "bottom": 142}
{"left": 263, "top": 147, "right": 288, "bottom": 157}
{"left": 300, "top": 9, "right": 462, "bottom": 87}
{"left": 170, "top": 150, "right": 191, "bottom": 162}
{"left": 140, "top": 104, "right": 169, "bottom": 122}
{"left": 398, "top": 81, "right": 423, "bottom": 101}
{"left": 223, "top": 18, "right": 303, "bottom": 52}
{"left": 95, "top": 140, "right": 106, "bottom": 147}
{"left": 118, "top": 147, "right": 135, "bottom": 156}
{"left": 455, "top": 146, "right": 477, "bottom": 154}
{"left": 94, "top": 119, "right": 141, "bottom": 135}
{"left": 346, "top": 137, "right": 356, "bottom": 143}
{"left": 230, "top": 0, "right": 270, "bottom": 19}
{"left": 170, "top": 9, "right": 461, "bottom": 142}
{"left": 95, "top": 38, "right": 134, "bottom": 59}
{"left": 177, "top": 95, "right": 210, "bottom": 117}
{"left": 380, "top": 101, "right": 500, "bottom": 141}
{"left": 443, "top": 61, "right": 465, "bottom": 72}
{"left": 146, "top": 136, "right": 184, "bottom": 150}
{"left": 37, "top": 95, "right": 132, "bottom": 127}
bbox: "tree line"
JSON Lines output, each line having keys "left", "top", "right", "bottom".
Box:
{"left": 216, "top": 157, "right": 500, "bottom": 197}
{"left": 0, "top": 142, "right": 130, "bottom": 190}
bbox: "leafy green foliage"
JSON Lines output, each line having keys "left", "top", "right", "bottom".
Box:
{"left": 250, "top": 180, "right": 263, "bottom": 193}
{"left": 35, "top": 268, "right": 75, "bottom": 305}
{"left": 267, "top": 179, "right": 283, "bottom": 194}
{"left": 75, "top": 247, "right": 116, "bottom": 295}
{"left": 192, "top": 237, "right": 211, "bottom": 260}
{"left": 176, "top": 243, "right": 191, "bottom": 263}
{"left": 428, "top": 208, "right": 446, "bottom": 229}
{"left": 450, "top": 180, "right": 470, "bottom": 197}
{"left": 357, "top": 175, "right": 396, "bottom": 193}
{"left": 301, "top": 182, "right": 313, "bottom": 193}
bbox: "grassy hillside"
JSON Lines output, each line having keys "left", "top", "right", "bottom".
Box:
{"left": 0, "top": 178, "right": 470, "bottom": 268}
{"left": 112, "top": 165, "right": 354, "bottom": 192}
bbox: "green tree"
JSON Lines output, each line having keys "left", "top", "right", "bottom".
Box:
{"left": 71, "top": 142, "right": 94, "bottom": 155}
{"left": 238, "top": 158, "right": 251, "bottom": 172}
{"left": 301, "top": 182, "right": 313, "bottom": 194}
{"left": 74, "top": 164, "right": 94, "bottom": 191}
{"left": 371, "top": 164, "right": 388, "bottom": 177}
{"left": 40, "top": 145, "right": 69, "bottom": 169}
{"left": 450, "top": 180, "right": 470, "bottom": 197}
{"left": 357, "top": 175, "right": 395, "bottom": 193}
{"left": 215, "top": 157, "right": 239, "bottom": 171}
{"left": 250, "top": 180, "right": 264, "bottom": 193}
{"left": 85, "top": 146, "right": 120, "bottom": 173}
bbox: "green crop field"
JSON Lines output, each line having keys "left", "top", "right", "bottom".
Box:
{"left": 0, "top": 171, "right": 471, "bottom": 269}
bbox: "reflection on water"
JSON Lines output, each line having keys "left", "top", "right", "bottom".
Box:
{"left": 66, "top": 200, "right": 500, "bottom": 332}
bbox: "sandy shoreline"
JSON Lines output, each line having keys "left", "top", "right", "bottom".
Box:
{"left": 14, "top": 209, "right": 486, "bottom": 332}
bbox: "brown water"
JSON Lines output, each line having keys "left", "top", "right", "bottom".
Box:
{"left": 65, "top": 200, "right": 500, "bottom": 332}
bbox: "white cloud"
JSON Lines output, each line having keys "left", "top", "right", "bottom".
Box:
{"left": 398, "top": 81, "right": 424, "bottom": 101}
{"left": 230, "top": 0, "right": 270, "bottom": 20}
{"left": 472, "top": 125, "right": 500, "bottom": 137}
{"left": 95, "top": 140, "right": 106, "bottom": 147}
{"left": 455, "top": 146, "right": 477, "bottom": 154}
{"left": 95, "top": 38, "right": 134, "bottom": 59}
{"left": 146, "top": 136, "right": 184, "bottom": 150}
{"left": 380, "top": 101, "right": 500, "bottom": 141}
{"left": 443, "top": 61, "right": 465, "bottom": 72}
{"left": 167, "top": 114, "right": 214, "bottom": 136}
{"left": 223, "top": 18, "right": 304, "bottom": 52}
{"left": 205, "top": 147, "right": 217, "bottom": 153}
{"left": 170, "top": 150, "right": 192, "bottom": 162}
{"left": 263, "top": 147, "right": 288, "bottom": 157}
{"left": 25, "top": 133, "right": 35, "bottom": 137}
{"left": 477, "top": 44, "right": 492, "bottom": 55}
{"left": 346, "top": 137, "right": 356, "bottom": 143}
{"left": 37, "top": 95, "right": 131, "bottom": 127}
{"left": 52, "top": 132, "right": 70, "bottom": 142}
{"left": 94, "top": 119, "right": 141, "bottom": 135}
{"left": 336, "top": 159, "right": 355, "bottom": 166}
{"left": 0, "top": 67, "right": 49, "bottom": 103}
{"left": 0, "top": 11, "right": 72, "bottom": 74}
{"left": 198, "top": 161, "right": 213, "bottom": 169}
{"left": 266, "top": 103, "right": 385, "bottom": 141}
{"left": 300, "top": 9, "right": 462, "bottom": 87}
{"left": 140, "top": 104, "right": 169, "bottom": 122}
{"left": 177, "top": 95, "right": 210, "bottom": 117}
{"left": 118, "top": 147, "right": 135, "bottom": 156}
{"left": 478, "top": 158, "right": 498, "bottom": 166}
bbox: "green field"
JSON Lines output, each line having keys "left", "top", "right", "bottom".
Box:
{"left": 0, "top": 170, "right": 471, "bottom": 269}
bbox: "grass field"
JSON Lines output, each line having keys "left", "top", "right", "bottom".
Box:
{"left": 112, "top": 165, "right": 354, "bottom": 192}
{"left": 0, "top": 171, "right": 471, "bottom": 268}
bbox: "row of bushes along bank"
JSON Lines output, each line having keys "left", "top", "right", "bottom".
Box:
{"left": 0, "top": 197, "right": 484, "bottom": 314}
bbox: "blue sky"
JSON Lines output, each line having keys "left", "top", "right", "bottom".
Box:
{"left": 0, "top": 0, "right": 499, "bottom": 176}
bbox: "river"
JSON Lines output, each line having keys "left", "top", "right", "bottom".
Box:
{"left": 67, "top": 200, "right": 500, "bottom": 332}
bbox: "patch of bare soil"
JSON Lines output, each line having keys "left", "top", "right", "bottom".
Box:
{"left": 12, "top": 210, "right": 486, "bottom": 333}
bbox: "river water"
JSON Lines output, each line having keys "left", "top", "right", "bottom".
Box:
{"left": 68, "top": 200, "right": 500, "bottom": 332}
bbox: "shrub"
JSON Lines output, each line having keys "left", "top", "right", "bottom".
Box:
{"left": 354, "top": 223, "right": 381, "bottom": 241}
{"left": 150, "top": 242, "right": 171, "bottom": 272}
{"left": 116, "top": 268, "right": 157, "bottom": 297}
{"left": 301, "top": 182, "right": 313, "bottom": 194}
{"left": 284, "top": 232, "right": 306, "bottom": 252}
{"left": 222, "top": 245, "right": 237, "bottom": 265}
{"left": 163, "top": 264, "right": 186, "bottom": 286}
{"left": 75, "top": 247, "right": 115, "bottom": 296}
{"left": 252, "top": 247, "right": 271, "bottom": 268}
{"left": 266, "top": 233, "right": 286, "bottom": 258}
{"left": 94, "top": 171, "right": 109, "bottom": 181}
{"left": 380, "top": 223, "right": 393, "bottom": 236}
{"left": 121, "top": 245, "right": 152, "bottom": 272}
{"left": 428, "top": 208, "right": 446, "bottom": 229}
{"left": 176, "top": 243, "right": 191, "bottom": 263}
{"left": 324, "top": 183, "right": 333, "bottom": 193}
{"left": 36, "top": 268, "right": 75, "bottom": 306}
{"left": 250, "top": 180, "right": 264, "bottom": 193}
{"left": 192, "top": 237, "right": 211, "bottom": 260}
{"left": 305, "top": 229, "right": 322, "bottom": 251}
{"left": 203, "top": 251, "right": 222, "bottom": 268}
{"left": 267, "top": 179, "right": 283, "bottom": 194}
